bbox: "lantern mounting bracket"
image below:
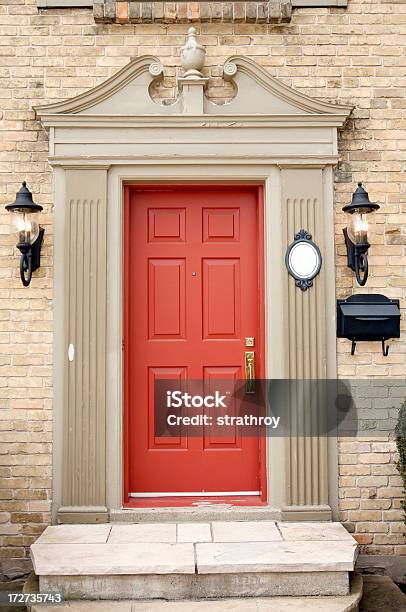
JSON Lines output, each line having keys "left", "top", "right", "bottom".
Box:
{"left": 343, "top": 228, "right": 370, "bottom": 286}
{"left": 17, "top": 226, "right": 44, "bottom": 287}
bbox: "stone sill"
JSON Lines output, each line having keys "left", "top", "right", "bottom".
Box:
{"left": 37, "top": 0, "right": 348, "bottom": 23}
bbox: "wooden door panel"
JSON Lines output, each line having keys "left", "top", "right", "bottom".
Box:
{"left": 202, "top": 259, "right": 241, "bottom": 339}
{"left": 203, "top": 366, "right": 242, "bottom": 448}
{"left": 148, "top": 259, "right": 186, "bottom": 339}
{"left": 148, "top": 208, "right": 186, "bottom": 242}
{"left": 202, "top": 208, "right": 240, "bottom": 242}
{"left": 148, "top": 367, "right": 188, "bottom": 448}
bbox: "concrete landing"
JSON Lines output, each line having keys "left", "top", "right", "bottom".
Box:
{"left": 30, "top": 521, "right": 358, "bottom": 600}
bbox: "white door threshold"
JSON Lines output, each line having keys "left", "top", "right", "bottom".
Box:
{"left": 129, "top": 491, "right": 261, "bottom": 498}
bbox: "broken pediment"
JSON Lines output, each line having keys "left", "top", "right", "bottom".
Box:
{"left": 35, "top": 28, "right": 352, "bottom": 122}
{"left": 211, "top": 56, "right": 352, "bottom": 116}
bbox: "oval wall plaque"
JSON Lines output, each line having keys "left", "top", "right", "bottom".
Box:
{"left": 285, "top": 229, "right": 322, "bottom": 291}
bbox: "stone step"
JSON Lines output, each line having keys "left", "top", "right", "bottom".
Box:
{"left": 109, "top": 505, "right": 281, "bottom": 523}
{"left": 30, "top": 521, "right": 358, "bottom": 600}
{"left": 29, "top": 575, "right": 363, "bottom": 612}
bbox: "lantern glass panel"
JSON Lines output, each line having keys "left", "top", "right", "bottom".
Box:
{"left": 346, "top": 209, "right": 375, "bottom": 245}
{"left": 10, "top": 209, "right": 40, "bottom": 245}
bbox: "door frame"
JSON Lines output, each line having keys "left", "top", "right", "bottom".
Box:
{"left": 51, "top": 162, "right": 337, "bottom": 523}
{"left": 122, "top": 183, "right": 267, "bottom": 507}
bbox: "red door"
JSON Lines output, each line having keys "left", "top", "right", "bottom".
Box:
{"left": 124, "top": 185, "right": 265, "bottom": 501}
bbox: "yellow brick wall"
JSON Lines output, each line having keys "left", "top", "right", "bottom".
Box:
{"left": 1, "top": 0, "right": 405, "bottom": 576}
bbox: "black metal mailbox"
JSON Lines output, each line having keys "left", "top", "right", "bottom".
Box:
{"left": 337, "top": 294, "right": 400, "bottom": 356}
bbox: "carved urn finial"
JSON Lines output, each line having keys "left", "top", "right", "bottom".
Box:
{"left": 180, "top": 27, "right": 206, "bottom": 79}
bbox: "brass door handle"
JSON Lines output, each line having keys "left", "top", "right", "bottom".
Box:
{"left": 245, "top": 351, "right": 255, "bottom": 394}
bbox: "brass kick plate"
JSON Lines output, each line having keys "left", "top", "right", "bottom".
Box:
{"left": 245, "top": 337, "right": 255, "bottom": 347}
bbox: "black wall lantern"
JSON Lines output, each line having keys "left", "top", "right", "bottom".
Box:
{"left": 5, "top": 182, "right": 44, "bottom": 287}
{"left": 342, "top": 182, "right": 379, "bottom": 286}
